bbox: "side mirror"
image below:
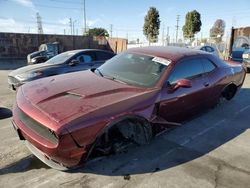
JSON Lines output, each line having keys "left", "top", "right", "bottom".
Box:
{"left": 173, "top": 79, "right": 192, "bottom": 91}
{"left": 69, "top": 59, "right": 79, "bottom": 66}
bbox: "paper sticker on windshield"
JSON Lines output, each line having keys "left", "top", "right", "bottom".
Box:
{"left": 152, "top": 57, "right": 171, "bottom": 66}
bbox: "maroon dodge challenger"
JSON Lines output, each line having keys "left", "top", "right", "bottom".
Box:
{"left": 12, "top": 46, "right": 246, "bottom": 170}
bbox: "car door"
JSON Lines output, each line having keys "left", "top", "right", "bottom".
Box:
{"left": 158, "top": 57, "right": 211, "bottom": 123}
{"left": 66, "top": 51, "right": 96, "bottom": 73}
{"left": 201, "top": 58, "right": 220, "bottom": 107}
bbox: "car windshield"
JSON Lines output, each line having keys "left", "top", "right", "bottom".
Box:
{"left": 46, "top": 51, "right": 76, "bottom": 64}
{"left": 96, "top": 52, "right": 169, "bottom": 87}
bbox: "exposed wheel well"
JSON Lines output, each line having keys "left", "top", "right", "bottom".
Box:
{"left": 87, "top": 116, "right": 152, "bottom": 160}
{"left": 222, "top": 83, "right": 237, "bottom": 100}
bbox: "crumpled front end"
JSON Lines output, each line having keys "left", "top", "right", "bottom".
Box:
{"left": 12, "top": 88, "right": 88, "bottom": 169}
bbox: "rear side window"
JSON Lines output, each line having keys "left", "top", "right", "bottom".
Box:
{"left": 167, "top": 59, "right": 204, "bottom": 84}
{"left": 96, "top": 51, "right": 114, "bottom": 60}
{"left": 77, "top": 54, "right": 92, "bottom": 63}
{"left": 202, "top": 59, "right": 216, "bottom": 73}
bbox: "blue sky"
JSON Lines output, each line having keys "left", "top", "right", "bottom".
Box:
{"left": 0, "top": 0, "right": 249, "bottom": 42}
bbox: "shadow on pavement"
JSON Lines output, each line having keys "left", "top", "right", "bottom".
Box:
{"left": 0, "top": 155, "right": 49, "bottom": 175}
{"left": 0, "top": 107, "right": 12, "bottom": 120}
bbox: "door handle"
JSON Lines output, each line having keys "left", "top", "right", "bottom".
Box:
{"left": 203, "top": 82, "right": 209, "bottom": 87}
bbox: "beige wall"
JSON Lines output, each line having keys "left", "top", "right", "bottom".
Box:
{"left": 233, "top": 27, "right": 250, "bottom": 39}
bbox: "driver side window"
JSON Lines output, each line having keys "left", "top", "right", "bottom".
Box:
{"left": 167, "top": 59, "right": 204, "bottom": 85}
{"left": 76, "top": 54, "right": 93, "bottom": 63}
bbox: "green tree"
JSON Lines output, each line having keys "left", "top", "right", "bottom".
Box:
{"left": 210, "top": 19, "right": 226, "bottom": 43}
{"left": 182, "top": 10, "right": 202, "bottom": 40}
{"left": 143, "top": 7, "right": 160, "bottom": 43}
{"left": 86, "top": 28, "right": 109, "bottom": 37}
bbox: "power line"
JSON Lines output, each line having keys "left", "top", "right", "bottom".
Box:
{"left": 34, "top": 3, "right": 81, "bottom": 10}
{"left": 48, "top": 0, "right": 83, "bottom": 5}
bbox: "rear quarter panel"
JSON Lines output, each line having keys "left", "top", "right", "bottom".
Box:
{"left": 204, "top": 59, "right": 245, "bottom": 106}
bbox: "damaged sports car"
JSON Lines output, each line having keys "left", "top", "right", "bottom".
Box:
{"left": 12, "top": 46, "right": 246, "bottom": 170}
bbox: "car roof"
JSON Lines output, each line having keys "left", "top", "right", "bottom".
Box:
{"left": 66, "top": 49, "right": 114, "bottom": 54}
{"left": 126, "top": 46, "right": 209, "bottom": 62}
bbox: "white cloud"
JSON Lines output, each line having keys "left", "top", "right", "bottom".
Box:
{"left": 13, "top": 0, "right": 33, "bottom": 7}
{"left": 58, "top": 18, "right": 70, "bottom": 25}
{"left": 86, "top": 18, "right": 101, "bottom": 27}
{"left": 0, "top": 18, "right": 28, "bottom": 33}
{"left": 12, "top": 0, "right": 37, "bottom": 11}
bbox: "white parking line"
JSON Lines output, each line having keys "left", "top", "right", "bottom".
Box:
{"left": 180, "top": 103, "right": 250, "bottom": 146}
{"left": 239, "top": 105, "right": 250, "bottom": 113}
{"left": 180, "top": 119, "right": 226, "bottom": 146}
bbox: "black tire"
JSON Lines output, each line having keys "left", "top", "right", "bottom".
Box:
{"left": 246, "top": 68, "right": 250, "bottom": 73}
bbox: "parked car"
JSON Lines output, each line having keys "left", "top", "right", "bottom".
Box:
{"left": 231, "top": 36, "right": 250, "bottom": 62}
{"left": 12, "top": 46, "right": 245, "bottom": 170}
{"left": 27, "top": 42, "right": 60, "bottom": 65}
{"left": 8, "top": 49, "right": 115, "bottom": 90}
{"left": 193, "top": 45, "right": 219, "bottom": 56}
{"left": 242, "top": 49, "right": 250, "bottom": 72}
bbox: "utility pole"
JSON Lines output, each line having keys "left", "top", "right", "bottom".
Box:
{"left": 166, "top": 26, "right": 170, "bottom": 45}
{"left": 72, "top": 20, "right": 77, "bottom": 35}
{"left": 175, "top": 15, "right": 180, "bottom": 43}
{"left": 110, "top": 24, "right": 113, "bottom": 38}
{"left": 82, "top": 0, "right": 87, "bottom": 35}
{"left": 36, "top": 12, "right": 43, "bottom": 34}
{"left": 162, "top": 24, "right": 165, "bottom": 45}
{"left": 69, "top": 18, "right": 72, "bottom": 35}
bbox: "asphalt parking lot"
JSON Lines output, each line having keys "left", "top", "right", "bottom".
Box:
{"left": 1, "top": 61, "right": 250, "bottom": 188}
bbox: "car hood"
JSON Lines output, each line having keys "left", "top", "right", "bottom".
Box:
{"left": 20, "top": 70, "right": 159, "bottom": 125}
{"left": 28, "top": 50, "right": 44, "bottom": 57}
{"left": 9, "top": 63, "right": 54, "bottom": 77}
